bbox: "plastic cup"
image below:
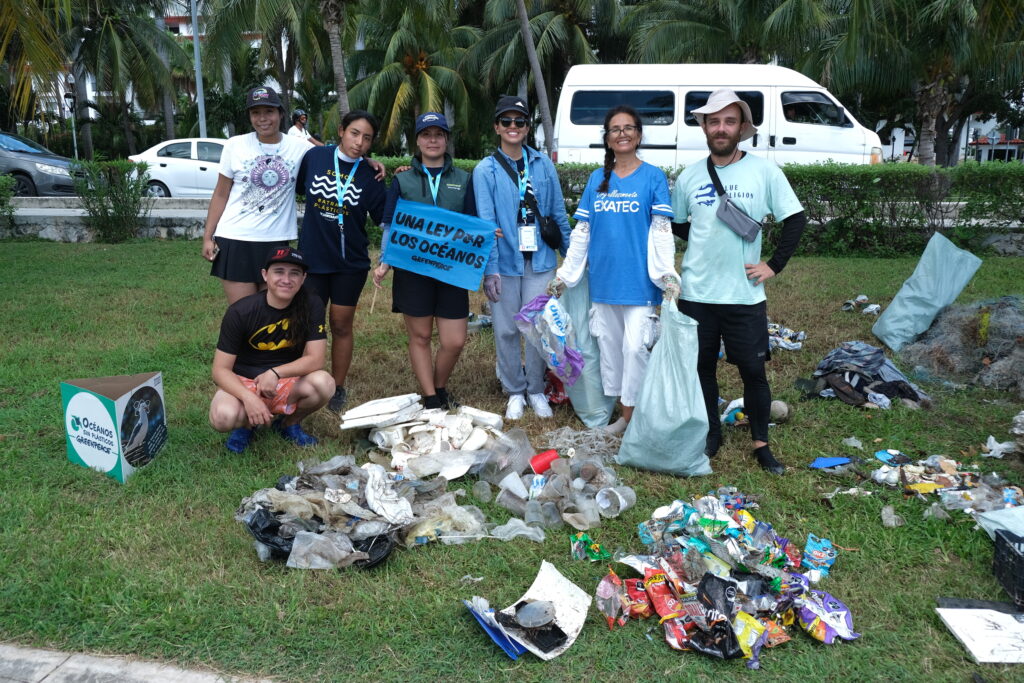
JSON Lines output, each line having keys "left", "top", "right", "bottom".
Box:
{"left": 495, "top": 488, "right": 527, "bottom": 516}
{"left": 498, "top": 471, "right": 529, "bottom": 499}
{"left": 596, "top": 486, "right": 637, "bottom": 518}
{"left": 530, "top": 449, "right": 559, "bottom": 474}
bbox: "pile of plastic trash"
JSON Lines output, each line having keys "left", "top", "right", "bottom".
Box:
{"left": 235, "top": 396, "right": 634, "bottom": 569}
{"left": 767, "top": 321, "right": 806, "bottom": 351}
{"left": 592, "top": 489, "right": 858, "bottom": 668}
{"left": 798, "top": 341, "right": 930, "bottom": 410}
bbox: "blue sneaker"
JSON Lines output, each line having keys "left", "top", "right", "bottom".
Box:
{"left": 225, "top": 427, "right": 254, "bottom": 453}
{"left": 274, "top": 419, "right": 318, "bottom": 447}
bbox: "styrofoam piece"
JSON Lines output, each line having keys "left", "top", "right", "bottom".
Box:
{"left": 459, "top": 405, "right": 505, "bottom": 431}
{"left": 340, "top": 401, "right": 423, "bottom": 430}
{"left": 369, "top": 425, "right": 406, "bottom": 449}
{"left": 341, "top": 393, "right": 421, "bottom": 421}
{"left": 462, "top": 427, "right": 488, "bottom": 452}
{"left": 497, "top": 561, "right": 592, "bottom": 660}
{"left": 445, "top": 415, "right": 475, "bottom": 449}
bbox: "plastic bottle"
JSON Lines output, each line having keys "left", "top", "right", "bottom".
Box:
{"left": 524, "top": 500, "right": 544, "bottom": 528}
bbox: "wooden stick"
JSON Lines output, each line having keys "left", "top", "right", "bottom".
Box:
{"left": 369, "top": 285, "right": 378, "bottom": 314}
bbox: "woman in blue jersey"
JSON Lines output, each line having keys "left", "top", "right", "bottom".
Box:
{"left": 547, "top": 105, "right": 679, "bottom": 433}
{"left": 296, "top": 110, "right": 388, "bottom": 413}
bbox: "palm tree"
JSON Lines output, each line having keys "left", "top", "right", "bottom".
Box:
{"left": 66, "top": 0, "right": 186, "bottom": 156}
{"left": 0, "top": 0, "right": 69, "bottom": 117}
{"left": 803, "top": 0, "right": 1024, "bottom": 166}
{"left": 347, "top": 1, "right": 476, "bottom": 147}
{"left": 465, "top": 0, "right": 620, "bottom": 153}
{"left": 320, "top": 0, "right": 361, "bottom": 115}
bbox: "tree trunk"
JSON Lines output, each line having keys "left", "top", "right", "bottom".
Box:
{"left": 915, "top": 80, "right": 945, "bottom": 167}
{"left": 222, "top": 59, "right": 235, "bottom": 136}
{"left": 155, "top": 16, "right": 176, "bottom": 140}
{"left": 323, "top": 0, "right": 350, "bottom": 116}
{"left": 73, "top": 61, "right": 94, "bottom": 160}
{"left": 514, "top": 0, "right": 554, "bottom": 155}
{"left": 123, "top": 96, "right": 136, "bottom": 155}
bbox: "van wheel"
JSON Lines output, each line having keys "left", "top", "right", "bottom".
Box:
{"left": 145, "top": 181, "right": 170, "bottom": 198}
{"left": 13, "top": 174, "right": 36, "bottom": 197}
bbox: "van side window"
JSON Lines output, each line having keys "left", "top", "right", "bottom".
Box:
{"left": 570, "top": 91, "right": 675, "bottom": 125}
{"left": 781, "top": 92, "right": 851, "bottom": 127}
{"left": 684, "top": 91, "right": 764, "bottom": 126}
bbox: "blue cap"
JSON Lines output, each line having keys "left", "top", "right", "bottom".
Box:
{"left": 415, "top": 112, "right": 449, "bottom": 136}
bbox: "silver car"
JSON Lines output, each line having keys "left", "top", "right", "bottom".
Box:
{"left": 0, "top": 131, "right": 76, "bottom": 196}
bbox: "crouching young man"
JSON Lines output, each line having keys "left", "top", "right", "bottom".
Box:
{"left": 209, "top": 246, "right": 335, "bottom": 453}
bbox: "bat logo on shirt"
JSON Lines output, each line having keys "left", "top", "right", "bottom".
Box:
{"left": 695, "top": 183, "right": 716, "bottom": 207}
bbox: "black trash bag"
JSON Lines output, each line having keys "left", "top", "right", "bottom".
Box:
{"left": 244, "top": 507, "right": 292, "bottom": 559}
{"left": 688, "top": 574, "right": 743, "bottom": 660}
{"left": 352, "top": 533, "right": 396, "bottom": 570}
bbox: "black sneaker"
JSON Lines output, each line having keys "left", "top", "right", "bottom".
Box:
{"left": 754, "top": 445, "right": 785, "bottom": 475}
{"left": 423, "top": 394, "right": 444, "bottom": 410}
{"left": 437, "top": 387, "right": 460, "bottom": 410}
{"left": 704, "top": 431, "right": 722, "bottom": 459}
{"left": 328, "top": 386, "right": 347, "bottom": 413}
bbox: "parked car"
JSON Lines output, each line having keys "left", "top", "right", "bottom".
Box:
{"left": 129, "top": 137, "right": 228, "bottom": 197}
{"left": 0, "top": 131, "right": 77, "bottom": 196}
{"left": 554, "top": 64, "right": 883, "bottom": 166}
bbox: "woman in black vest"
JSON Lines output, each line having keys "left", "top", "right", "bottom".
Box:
{"left": 373, "top": 113, "right": 476, "bottom": 410}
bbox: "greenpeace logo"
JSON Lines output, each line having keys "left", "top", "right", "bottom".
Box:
{"left": 71, "top": 416, "right": 82, "bottom": 431}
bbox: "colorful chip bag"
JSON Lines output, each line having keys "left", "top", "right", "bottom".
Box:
{"left": 797, "top": 590, "right": 860, "bottom": 644}
{"left": 595, "top": 567, "right": 630, "bottom": 629}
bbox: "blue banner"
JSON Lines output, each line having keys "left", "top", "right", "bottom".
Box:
{"left": 382, "top": 198, "right": 497, "bottom": 290}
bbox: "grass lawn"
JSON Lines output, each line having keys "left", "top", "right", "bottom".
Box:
{"left": 0, "top": 239, "right": 1021, "bottom": 682}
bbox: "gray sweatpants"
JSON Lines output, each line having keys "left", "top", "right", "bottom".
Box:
{"left": 492, "top": 259, "right": 553, "bottom": 395}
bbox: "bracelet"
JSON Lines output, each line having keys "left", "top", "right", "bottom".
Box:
{"left": 270, "top": 368, "right": 280, "bottom": 380}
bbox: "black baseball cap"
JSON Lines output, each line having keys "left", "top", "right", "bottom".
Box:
{"left": 264, "top": 246, "right": 308, "bottom": 271}
{"left": 246, "top": 87, "right": 284, "bottom": 111}
{"left": 494, "top": 95, "right": 529, "bottom": 119}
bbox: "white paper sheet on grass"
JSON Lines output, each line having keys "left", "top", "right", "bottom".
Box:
{"left": 936, "top": 608, "right": 1024, "bottom": 663}
{"left": 498, "top": 560, "right": 592, "bottom": 660}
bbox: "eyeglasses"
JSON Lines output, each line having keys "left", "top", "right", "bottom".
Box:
{"left": 498, "top": 117, "right": 529, "bottom": 128}
{"left": 606, "top": 125, "right": 639, "bottom": 136}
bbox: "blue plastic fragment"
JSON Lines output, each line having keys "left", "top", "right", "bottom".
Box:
{"left": 462, "top": 599, "right": 528, "bottom": 660}
{"left": 809, "top": 456, "right": 851, "bottom": 469}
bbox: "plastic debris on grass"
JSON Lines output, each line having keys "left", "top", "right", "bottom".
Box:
{"left": 464, "top": 560, "right": 592, "bottom": 660}
{"left": 767, "top": 320, "right": 806, "bottom": 351}
{"left": 603, "top": 490, "right": 858, "bottom": 668}
{"left": 798, "top": 341, "right": 930, "bottom": 410}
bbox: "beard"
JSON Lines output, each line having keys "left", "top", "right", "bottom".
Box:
{"left": 707, "top": 131, "right": 740, "bottom": 157}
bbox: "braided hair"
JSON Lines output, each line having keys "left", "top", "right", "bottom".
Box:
{"left": 597, "top": 105, "right": 643, "bottom": 193}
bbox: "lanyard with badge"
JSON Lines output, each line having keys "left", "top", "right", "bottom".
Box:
{"left": 333, "top": 147, "right": 361, "bottom": 259}
{"left": 516, "top": 154, "right": 537, "bottom": 252}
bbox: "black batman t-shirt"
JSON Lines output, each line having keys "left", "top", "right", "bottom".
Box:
{"left": 216, "top": 290, "right": 326, "bottom": 378}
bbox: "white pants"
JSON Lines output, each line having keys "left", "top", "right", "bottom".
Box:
{"left": 588, "top": 303, "right": 655, "bottom": 407}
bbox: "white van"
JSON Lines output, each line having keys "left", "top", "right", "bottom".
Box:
{"left": 553, "top": 64, "right": 882, "bottom": 167}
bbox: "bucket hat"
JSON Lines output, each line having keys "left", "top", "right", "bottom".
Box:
{"left": 692, "top": 89, "right": 756, "bottom": 141}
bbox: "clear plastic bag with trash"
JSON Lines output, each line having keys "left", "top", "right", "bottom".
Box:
{"left": 514, "top": 295, "right": 585, "bottom": 387}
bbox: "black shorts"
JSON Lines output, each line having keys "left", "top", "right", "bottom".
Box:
{"left": 210, "top": 237, "right": 289, "bottom": 284}
{"left": 679, "top": 299, "right": 771, "bottom": 366}
{"left": 306, "top": 271, "right": 369, "bottom": 307}
{"left": 391, "top": 268, "right": 469, "bottom": 319}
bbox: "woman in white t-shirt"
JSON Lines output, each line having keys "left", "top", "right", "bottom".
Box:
{"left": 202, "top": 87, "right": 313, "bottom": 304}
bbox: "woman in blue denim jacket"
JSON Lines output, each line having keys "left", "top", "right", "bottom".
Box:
{"left": 473, "top": 95, "right": 571, "bottom": 420}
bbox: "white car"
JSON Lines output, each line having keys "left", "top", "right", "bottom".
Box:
{"left": 129, "top": 137, "right": 227, "bottom": 197}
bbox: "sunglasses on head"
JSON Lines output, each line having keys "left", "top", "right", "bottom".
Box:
{"left": 498, "top": 116, "right": 528, "bottom": 128}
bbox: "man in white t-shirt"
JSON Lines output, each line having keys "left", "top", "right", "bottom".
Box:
{"left": 671, "top": 89, "right": 807, "bottom": 475}
{"left": 287, "top": 110, "right": 324, "bottom": 147}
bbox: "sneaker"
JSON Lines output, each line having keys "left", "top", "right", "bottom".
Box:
{"left": 225, "top": 427, "right": 254, "bottom": 453}
{"left": 437, "top": 387, "right": 460, "bottom": 410}
{"left": 754, "top": 445, "right": 785, "bottom": 475}
{"left": 527, "top": 392, "right": 553, "bottom": 418}
{"left": 423, "top": 394, "right": 444, "bottom": 410}
{"left": 505, "top": 393, "right": 526, "bottom": 420}
{"left": 273, "top": 419, "right": 319, "bottom": 448}
{"left": 704, "top": 431, "right": 722, "bottom": 459}
{"left": 328, "top": 386, "right": 347, "bottom": 413}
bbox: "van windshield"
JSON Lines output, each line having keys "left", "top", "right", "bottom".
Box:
{"left": 684, "top": 91, "right": 764, "bottom": 126}
{"left": 570, "top": 91, "right": 675, "bottom": 126}
{"left": 781, "top": 91, "right": 851, "bottom": 127}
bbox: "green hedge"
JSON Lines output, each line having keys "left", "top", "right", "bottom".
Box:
{"left": 371, "top": 157, "right": 1024, "bottom": 256}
